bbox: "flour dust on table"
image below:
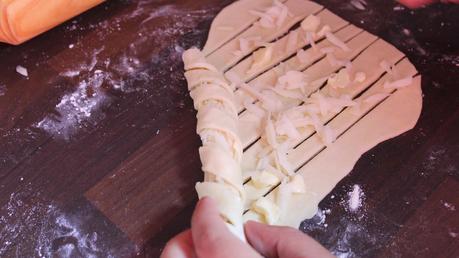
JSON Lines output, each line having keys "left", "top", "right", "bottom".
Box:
{"left": 32, "top": 2, "right": 223, "bottom": 140}
{"left": 0, "top": 187, "right": 133, "bottom": 257}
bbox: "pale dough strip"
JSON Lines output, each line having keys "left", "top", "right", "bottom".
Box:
{"left": 182, "top": 49, "right": 246, "bottom": 240}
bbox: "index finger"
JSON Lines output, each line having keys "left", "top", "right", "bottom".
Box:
{"left": 191, "top": 197, "right": 261, "bottom": 258}
{"left": 245, "top": 220, "right": 334, "bottom": 258}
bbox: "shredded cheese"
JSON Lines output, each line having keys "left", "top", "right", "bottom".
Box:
{"left": 260, "top": 90, "right": 284, "bottom": 112}
{"left": 384, "top": 76, "right": 413, "bottom": 89}
{"left": 317, "top": 25, "right": 331, "bottom": 38}
{"left": 265, "top": 114, "right": 278, "bottom": 149}
{"left": 275, "top": 115, "right": 301, "bottom": 139}
{"left": 288, "top": 174, "right": 306, "bottom": 194}
{"left": 300, "top": 14, "right": 321, "bottom": 33}
{"left": 327, "top": 69, "right": 351, "bottom": 89}
{"left": 325, "top": 31, "right": 350, "bottom": 51}
{"left": 277, "top": 70, "right": 307, "bottom": 90}
{"left": 251, "top": 171, "right": 280, "bottom": 188}
{"left": 252, "top": 197, "right": 280, "bottom": 225}
{"left": 249, "top": 45, "right": 273, "bottom": 73}
{"left": 354, "top": 72, "right": 366, "bottom": 83}
{"left": 235, "top": 36, "right": 263, "bottom": 57}
{"left": 276, "top": 152, "right": 293, "bottom": 176}
{"left": 250, "top": 0, "right": 290, "bottom": 29}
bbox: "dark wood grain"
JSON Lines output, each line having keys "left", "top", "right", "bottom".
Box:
{"left": 0, "top": 0, "right": 458, "bottom": 257}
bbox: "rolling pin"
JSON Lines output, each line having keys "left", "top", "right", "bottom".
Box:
{"left": 0, "top": 0, "right": 105, "bottom": 45}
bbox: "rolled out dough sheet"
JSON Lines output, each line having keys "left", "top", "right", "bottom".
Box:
{"left": 185, "top": 0, "right": 422, "bottom": 229}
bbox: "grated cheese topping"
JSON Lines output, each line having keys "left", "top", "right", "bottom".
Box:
{"left": 301, "top": 14, "right": 321, "bottom": 33}
{"left": 327, "top": 69, "right": 351, "bottom": 89}
{"left": 325, "top": 31, "right": 350, "bottom": 51}
{"left": 251, "top": 171, "right": 280, "bottom": 188}
{"left": 384, "top": 76, "right": 413, "bottom": 90}
{"left": 249, "top": 45, "right": 274, "bottom": 73}
{"left": 250, "top": 0, "right": 290, "bottom": 29}
{"left": 252, "top": 197, "right": 280, "bottom": 225}
{"left": 277, "top": 70, "right": 308, "bottom": 90}
{"left": 354, "top": 72, "right": 366, "bottom": 83}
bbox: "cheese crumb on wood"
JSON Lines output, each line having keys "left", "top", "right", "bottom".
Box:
{"left": 16, "top": 65, "right": 28, "bottom": 77}
{"left": 249, "top": 45, "right": 273, "bottom": 73}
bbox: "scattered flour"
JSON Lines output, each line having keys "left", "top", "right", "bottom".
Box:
{"left": 441, "top": 200, "right": 456, "bottom": 211}
{"left": 348, "top": 184, "right": 363, "bottom": 212}
{"left": 36, "top": 71, "right": 108, "bottom": 139}
{"left": 350, "top": 0, "right": 367, "bottom": 10}
{"left": 0, "top": 83, "right": 6, "bottom": 96}
{"left": 35, "top": 2, "right": 217, "bottom": 139}
{"left": 439, "top": 55, "right": 459, "bottom": 67}
{"left": 0, "top": 189, "right": 117, "bottom": 257}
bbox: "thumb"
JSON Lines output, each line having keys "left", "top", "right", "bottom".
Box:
{"left": 191, "top": 197, "right": 261, "bottom": 258}
{"left": 245, "top": 221, "right": 334, "bottom": 258}
{"left": 160, "top": 230, "right": 196, "bottom": 258}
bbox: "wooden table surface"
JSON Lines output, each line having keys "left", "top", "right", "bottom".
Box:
{"left": 0, "top": 0, "right": 458, "bottom": 257}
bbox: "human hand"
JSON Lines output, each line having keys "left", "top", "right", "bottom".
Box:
{"left": 161, "top": 197, "right": 334, "bottom": 258}
{"left": 398, "top": 0, "right": 459, "bottom": 8}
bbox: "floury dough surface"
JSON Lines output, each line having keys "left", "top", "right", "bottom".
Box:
{"left": 186, "top": 0, "right": 423, "bottom": 229}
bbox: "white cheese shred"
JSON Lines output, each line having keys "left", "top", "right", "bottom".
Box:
{"left": 384, "top": 76, "right": 413, "bottom": 90}
{"left": 325, "top": 31, "right": 350, "bottom": 52}
{"left": 16, "top": 65, "right": 28, "bottom": 77}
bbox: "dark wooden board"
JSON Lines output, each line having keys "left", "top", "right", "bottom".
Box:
{"left": 0, "top": 0, "right": 458, "bottom": 257}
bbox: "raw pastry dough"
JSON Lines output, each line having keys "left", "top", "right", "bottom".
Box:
{"left": 182, "top": 48, "right": 246, "bottom": 240}
{"left": 0, "top": 0, "right": 104, "bottom": 45}
{"left": 183, "top": 0, "right": 422, "bottom": 232}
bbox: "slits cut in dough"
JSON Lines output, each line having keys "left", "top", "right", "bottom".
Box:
{"left": 184, "top": 0, "right": 422, "bottom": 232}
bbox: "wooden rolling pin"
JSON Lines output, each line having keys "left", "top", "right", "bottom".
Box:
{"left": 0, "top": 0, "right": 105, "bottom": 45}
